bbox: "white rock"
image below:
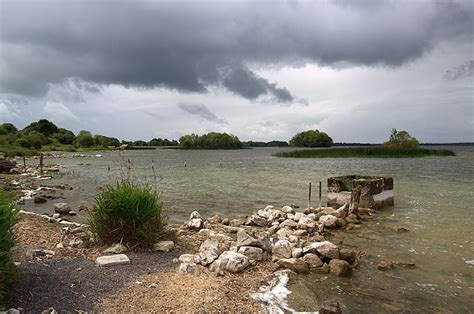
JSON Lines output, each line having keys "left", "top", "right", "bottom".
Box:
{"left": 178, "top": 262, "right": 200, "bottom": 275}
{"left": 294, "top": 212, "right": 303, "bottom": 222}
{"left": 237, "top": 230, "right": 261, "bottom": 248}
{"left": 198, "top": 239, "right": 220, "bottom": 266}
{"left": 272, "top": 239, "right": 293, "bottom": 260}
{"left": 297, "top": 215, "right": 316, "bottom": 230}
{"left": 188, "top": 218, "right": 204, "bottom": 230}
{"left": 153, "top": 241, "right": 175, "bottom": 252}
{"left": 319, "top": 215, "right": 338, "bottom": 228}
{"left": 52, "top": 213, "right": 60, "bottom": 219}
{"left": 95, "top": 254, "right": 130, "bottom": 267}
{"left": 209, "top": 251, "right": 250, "bottom": 275}
{"left": 303, "top": 241, "right": 339, "bottom": 259}
{"left": 54, "top": 202, "right": 71, "bottom": 214}
{"left": 280, "top": 219, "right": 297, "bottom": 229}
{"left": 178, "top": 254, "right": 198, "bottom": 263}
{"left": 292, "top": 248, "right": 303, "bottom": 258}
{"left": 189, "top": 211, "right": 201, "bottom": 219}
{"left": 281, "top": 205, "right": 295, "bottom": 214}
{"left": 238, "top": 246, "right": 264, "bottom": 262}
{"left": 103, "top": 243, "right": 128, "bottom": 254}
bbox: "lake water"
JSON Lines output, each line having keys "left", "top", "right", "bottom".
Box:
{"left": 23, "top": 146, "right": 474, "bottom": 312}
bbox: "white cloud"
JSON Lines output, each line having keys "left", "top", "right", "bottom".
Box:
{"left": 43, "top": 101, "right": 79, "bottom": 123}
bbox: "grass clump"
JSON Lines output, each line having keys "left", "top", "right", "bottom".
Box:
{"left": 89, "top": 181, "right": 166, "bottom": 248}
{"left": 274, "top": 147, "right": 456, "bottom": 158}
{"left": 0, "top": 188, "right": 19, "bottom": 304}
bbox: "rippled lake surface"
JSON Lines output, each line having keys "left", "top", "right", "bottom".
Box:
{"left": 28, "top": 146, "right": 474, "bottom": 312}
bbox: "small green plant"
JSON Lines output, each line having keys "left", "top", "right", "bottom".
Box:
{"left": 89, "top": 180, "right": 165, "bottom": 248}
{"left": 0, "top": 188, "right": 19, "bottom": 304}
{"left": 340, "top": 178, "right": 353, "bottom": 191}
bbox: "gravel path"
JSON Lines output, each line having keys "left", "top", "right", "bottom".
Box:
{"left": 5, "top": 252, "right": 179, "bottom": 312}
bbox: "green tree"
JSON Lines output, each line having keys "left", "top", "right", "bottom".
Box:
{"left": 384, "top": 128, "right": 420, "bottom": 149}
{"left": 179, "top": 132, "right": 242, "bottom": 149}
{"left": 0, "top": 123, "right": 17, "bottom": 135}
{"left": 24, "top": 119, "right": 58, "bottom": 136}
{"left": 75, "top": 130, "right": 95, "bottom": 147}
{"left": 289, "top": 130, "right": 333, "bottom": 147}
{"left": 52, "top": 128, "right": 76, "bottom": 145}
{"left": 17, "top": 131, "right": 47, "bottom": 149}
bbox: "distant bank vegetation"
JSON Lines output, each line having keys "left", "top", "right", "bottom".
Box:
{"left": 179, "top": 132, "right": 243, "bottom": 149}
{"left": 276, "top": 129, "right": 456, "bottom": 158}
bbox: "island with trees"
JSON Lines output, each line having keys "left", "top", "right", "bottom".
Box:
{"left": 275, "top": 129, "right": 455, "bottom": 158}
{"left": 178, "top": 132, "right": 243, "bottom": 149}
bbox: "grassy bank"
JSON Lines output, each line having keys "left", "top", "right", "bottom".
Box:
{"left": 274, "top": 147, "right": 456, "bottom": 158}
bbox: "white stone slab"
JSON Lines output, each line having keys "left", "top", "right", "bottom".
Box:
{"left": 95, "top": 254, "right": 130, "bottom": 267}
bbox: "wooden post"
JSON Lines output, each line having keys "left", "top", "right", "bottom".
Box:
{"left": 184, "top": 160, "right": 187, "bottom": 168}
{"left": 39, "top": 153, "right": 44, "bottom": 174}
{"left": 23, "top": 156, "right": 26, "bottom": 168}
{"left": 308, "top": 182, "right": 312, "bottom": 209}
{"left": 319, "top": 181, "right": 322, "bottom": 209}
{"left": 219, "top": 158, "right": 222, "bottom": 167}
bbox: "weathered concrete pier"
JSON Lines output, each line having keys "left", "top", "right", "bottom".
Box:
{"left": 327, "top": 175, "right": 394, "bottom": 209}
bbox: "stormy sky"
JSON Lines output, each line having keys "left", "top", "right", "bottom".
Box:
{"left": 0, "top": 0, "right": 473, "bottom": 142}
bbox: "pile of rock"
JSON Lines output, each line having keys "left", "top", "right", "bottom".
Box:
{"left": 178, "top": 205, "right": 359, "bottom": 277}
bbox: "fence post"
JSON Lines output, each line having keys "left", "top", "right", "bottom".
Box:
{"left": 308, "top": 182, "right": 312, "bottom": 209}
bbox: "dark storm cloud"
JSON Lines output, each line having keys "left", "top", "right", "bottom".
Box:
{"left": 443, "top": 60, "right": 474, "bottom": 81}
{"left": 217, "top": 64, "right": 294, "bottom": 103}
{"left": 178, "top": 103, "right": 227, "bottom": 124}
{"left": 0, "top": 0, "right": 472, "bottom": 100}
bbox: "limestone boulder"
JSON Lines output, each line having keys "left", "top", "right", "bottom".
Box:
{"left": 103, "top": 243, "right": 128, "bottom": 254}
{"left": 54, "top": 203, "right": 71, "bottom": 214}
{"left": 238, "top": 246, "right": 264, "bottom": 263}
{"left": 277, "top": 258, "right": 309, "bottom": 274}
{"left": 329, "top": 259, "right": 351, "bottom": 277}
{"left": 303, "top": 241, "right": 339, "bottom": 260}
{"left": 95, "top": 254, "right": 130, "bottom": 267}
{"left": 272, "top": 239, "right": 293, "bottom": 260}
{"left": 209, "top": 251, "right": 250, "bottom": 275}
{"left": 245, "top": 215, "right": 267, "bottom": 227}
{"left": 297, "top": 215, "right": 316, "bottom": 230}
{"left": 178, "top": 262, "right": 200, "bottom": 275}
{"left": 319, "top": 215, "right": 338, "bottom": 228}
{"left": 236, "top": 230, "right": 261, "bottom": 248}
{"left": 280, "top": 219, "right": 297, "bottom": 229}
{"left": 153, "top": 241, "right": 174, "bottom": 252}
{"left": 303, "top": 253, "right": 324, "bottom": 269}
{"left": 198, "top": 239, "right": 221, "bottom": 266}
{"left": 339, "top": 248, "right": 357, "bottom": 264}
{"left": 281, "top": 205, "right": 295, "bottom": 214}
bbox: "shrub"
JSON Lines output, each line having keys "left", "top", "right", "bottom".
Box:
{"left": 384, "top": 128, "right": 420, "bottom": 149}
{"left": 289, "top": 129, "right": 333, "bottom": 147}
{"left": 89, "top": 181, "right": 164, "bottom": 248}
{"left": 0, "top": 188, "right": 19, "bottom": 303}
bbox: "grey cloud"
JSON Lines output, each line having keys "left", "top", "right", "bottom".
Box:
{"left": 178, "top": 103, "right": 227, "bottom": 124}
{"left": 217, "top": 64, "right": 294, "bottom": 103}
{"left": 0, "top": 0, "right": 472, "bottom": 101}
{"left": 444, "top": 60, "right": 474, "bottom": 81}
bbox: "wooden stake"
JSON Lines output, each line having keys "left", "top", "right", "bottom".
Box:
{"left": 319, "top": 181, "right": 322, "bottom": 209}
{"left": 308, "top": 182, "right": 312, "bottom": 209}
{"left": 23, "top": 156, "right": 26, "bottom": 168}
{"left": 39, "top": 153, "right": 44, "bottom": 174}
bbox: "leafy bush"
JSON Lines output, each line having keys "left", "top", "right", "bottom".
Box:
{"left": 89, "top": 181, "right": 165, "bottom": 248}
{"left": 75, "top": 130, "right": 95, "bottom": 148}
{"left": 289, "top": 129, "right": 333, "bottom": 147}
{"left": 0, "top": 188, "right": 19, "bottom": 303}
{"left": 384, "top": 128, "right": 420, "bottom": 149}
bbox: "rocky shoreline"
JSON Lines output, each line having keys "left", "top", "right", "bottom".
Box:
{"left": 1, "top": 163, "right": 386, "bottom": 313}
